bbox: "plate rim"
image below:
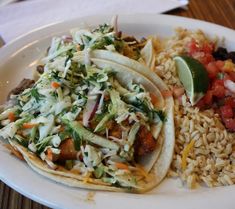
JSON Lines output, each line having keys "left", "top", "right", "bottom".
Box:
{"left": 0, "top": 13, "right": 235, "bottom": 209}
{"left": 0, "top": 13, "right": 235, "bottom": 56}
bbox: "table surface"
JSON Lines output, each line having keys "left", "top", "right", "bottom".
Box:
{"left": 1, "top": 0, "right": 235, "bottom": 208}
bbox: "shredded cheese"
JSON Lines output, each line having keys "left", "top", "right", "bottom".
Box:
{"left": 181, "top": 139, "right": 195, "bottom": 171}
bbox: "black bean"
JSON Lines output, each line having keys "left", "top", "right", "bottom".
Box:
{"left": 227, "top": 52, "right": 235, "bottom": 63}
{"left": 212, "top": 47, "right": 228, "bottom": 61}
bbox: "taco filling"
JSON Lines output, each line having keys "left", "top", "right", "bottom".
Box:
{"left": 0, "top": 23, "right": 175, "bottom": 192}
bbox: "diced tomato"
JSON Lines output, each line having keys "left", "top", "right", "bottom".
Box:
{"left": 195, "top": 98, "right": 206, "bottom": 109}
{"left": 213, "top": 79, "right": 224, "bottom": 86}
{"left": 212, "top": 85, "right": 225, "bottom": 98}
{"left": 185, "top": 39, "right": 235, "bottom": 133}
{"left": 224, "top": 97, "right": 235, "bottom": 108}
{"left": 187, "top": 39, "right": 198, "bottom": 55}
{"left": 220, "top": 105, "right": 234, "bottom": 118}
{"left": 187, "top": 40, "right": 214, "bottom": 54}
{"left": 228, "top": 72, "right": 235, "bottom": 82}
{"left": 223, "top": 118, "right": 235, "bottom": 131}
{"left": 199, "top": 53, "right": 214, "bottom": 65}
{"left": 211, "top": 79, "right": 225, "bottom": 98}
{"left": 203, "top": 90, "right": 213, "bottom": 105}
{"left": 196, "top": 90, "right": 213, "bottom": 108}
{"left": 201, "top": 42, "right": 214, "bottom": 54}
{"left": 215, "top": 60, "right": 225, "bottom": 69}
{"left": 206, "top": 62, "right": 219, "bottom": 79}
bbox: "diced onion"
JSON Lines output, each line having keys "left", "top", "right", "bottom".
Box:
{"left": 224, "top": 80, "right": 235, "bottom": 93}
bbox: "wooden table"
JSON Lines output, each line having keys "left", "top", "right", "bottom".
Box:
{"left": 1, "top": 0, "right": 235, "bottom": 208}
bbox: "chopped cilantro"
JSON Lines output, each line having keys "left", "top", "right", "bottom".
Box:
{"left": 93, "top": 23, "right": 112, "bottom": 34}
{"left": 90, "top": 36, "right": 114, "bottom": 50}
{"left": 71, "top": 105, "right": 79, "bottom": 113}
{"left": 83, "top": 35, "right": 92, "bottom": 43}
{"left": 30, "top": 88, "right": 45, "bottom": 102}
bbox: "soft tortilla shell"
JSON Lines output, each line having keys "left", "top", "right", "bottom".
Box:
{"left": 9, "top": 139, "right": 158, "bottom": 193}
{"left": 74, "top": 51, "right": 175, "bottom": 190}
{"left": 7, "top": 52, "right": 175, "bottom": 193}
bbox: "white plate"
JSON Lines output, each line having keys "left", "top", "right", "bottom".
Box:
{"left": 0, "top": 14, "right": 234, "bottom": 209}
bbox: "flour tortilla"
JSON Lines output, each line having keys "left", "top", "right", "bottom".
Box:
{"left": 74, "top": 50, "right": 175, "bottom": 190}
{"left": 7, "top": 55, "right": 174, "bottom": 193}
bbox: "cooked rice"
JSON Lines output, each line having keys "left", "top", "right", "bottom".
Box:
{"left": 154, "top": 28, "right": 235, "bottom": 188}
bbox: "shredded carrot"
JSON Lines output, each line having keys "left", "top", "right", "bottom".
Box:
{"left": 115, "top": 162, "right": 129, "bottom": 170}
{"left": 51, "top": 81, "right": 60, "bottom": 89}
{"left": 161, "top": 90, "right": 172, "bottom": 98}
{"left": 181, "top": 139, "right": 195, "bottom": 171}
{"left": 22, "top": 123, "right": 38, "bottom": 129}
{"left": 149, "top": 93, "right": 158, "bottom": 105}
{"left": 8, "top": 112, "right": 15, "bottom": 122}
{"left": 4, "top": 144, "right": 24, "bottom": 161}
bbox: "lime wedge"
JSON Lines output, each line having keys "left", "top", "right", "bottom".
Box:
{"left": 174, "top": 55, "right": 209, "bottom": 105}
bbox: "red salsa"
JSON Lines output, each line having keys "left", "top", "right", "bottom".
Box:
{"left": 186, "top": 39, "right": 235, "bottom": 132}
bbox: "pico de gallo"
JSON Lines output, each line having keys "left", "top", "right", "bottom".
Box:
{"left": 186, "top": 38, "right": 235, "bottom": 132}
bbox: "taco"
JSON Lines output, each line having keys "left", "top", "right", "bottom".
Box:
{"left": 0, "top": 23, "right": 174, "bottom": 193}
